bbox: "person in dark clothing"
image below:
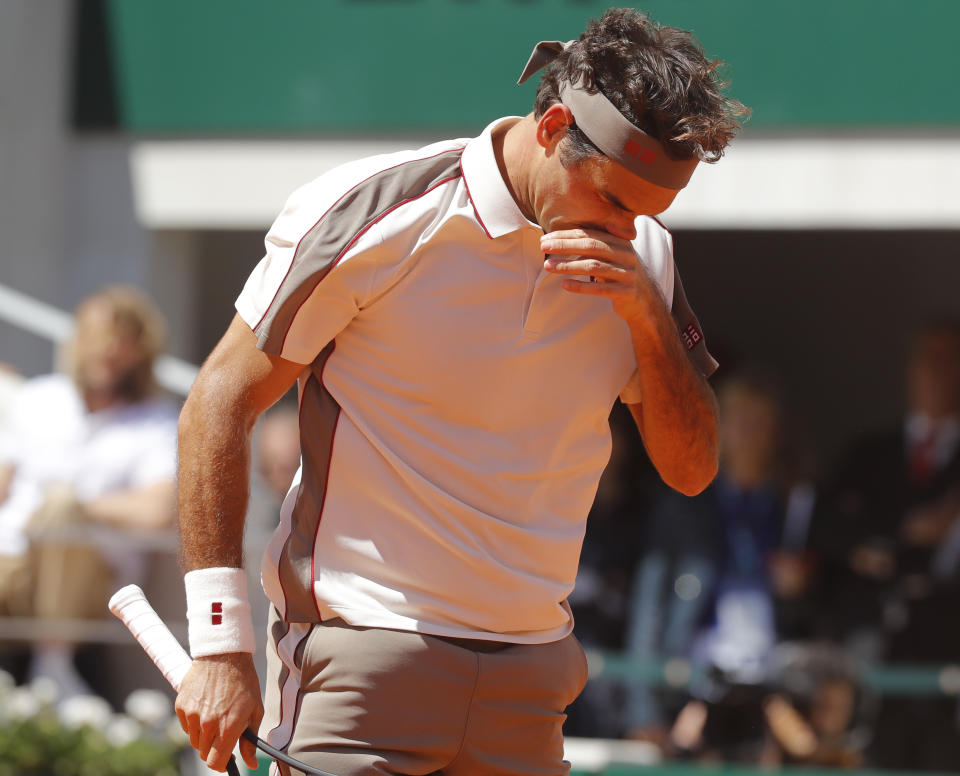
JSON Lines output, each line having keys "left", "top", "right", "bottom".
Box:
{"left": 811, "top": 319, "right": 960, "bottom": 771}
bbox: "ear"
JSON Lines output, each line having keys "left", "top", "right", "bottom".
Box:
{"left": 535, "top": 102, "right": 574, "bottom": 152}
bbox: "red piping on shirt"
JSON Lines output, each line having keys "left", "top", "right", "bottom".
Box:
{"left": 459, "top": 156, "right": 493, "bottom": 239}
{"left": 254, "top": 147, "right": 466, "bottom": 335}
{"left": 649, "top": 215, "right": 672, "bottom": 236}
{"left": 276, "top": 172, "right": 462, "bottom": 357}
{"left": 308, "top": 346, "right": 340, "bottom": 623}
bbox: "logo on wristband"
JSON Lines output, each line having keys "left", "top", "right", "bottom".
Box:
{"left": 211, "top": 602, "right": 222, "bottom": 625}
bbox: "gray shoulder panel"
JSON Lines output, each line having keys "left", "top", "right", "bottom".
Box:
{"left": 255, "top": 149, "right": 464, "bottom": 355}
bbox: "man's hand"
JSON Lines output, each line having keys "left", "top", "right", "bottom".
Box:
{"left": 541, "top": 227, "right": 718, "bottom": 496}
{"left": 541, "top": 228, "right": 664, "bottom": 325}
{"left": 175, "top": 652, "right": 263, "bottom": 772}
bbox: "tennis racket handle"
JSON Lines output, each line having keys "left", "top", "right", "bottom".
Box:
{"left": 108, "top": 584, "right": 193, "bottom": 692}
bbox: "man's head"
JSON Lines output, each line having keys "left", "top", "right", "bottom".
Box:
{"left": 65, "top": 286, "right": 167, "bottom": 405}
{"left": 533, "top": 8, "right": 747, "bottom": 167}
{"left": 907, "top": 319, "right": 960, "bottom": 421}
{"left": 718, "top": 370, "right": 783, "bottom": 489}
{"left": 521, "top": 9, "right": 747, "bottom": 232}
{"left": 257, "top": 402, "right": 302, "bottom": 501}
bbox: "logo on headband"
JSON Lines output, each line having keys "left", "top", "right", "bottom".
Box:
{"left": 624, "top": 140, "right": 657, "bottom": 165}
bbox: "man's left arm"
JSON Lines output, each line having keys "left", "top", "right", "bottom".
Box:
{"left": 542, "top": 228, "right": 718, "bottom": 496}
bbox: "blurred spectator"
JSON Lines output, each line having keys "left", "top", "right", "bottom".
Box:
{"left": 669, "top": 642, "right": 870, "bottom": 766}
{"left": 812, "top": 319, "right": 960, "bottom": 770}
{"left": 760, "top": 642, "right": 871, "bottom": 768}
{"left": 255, "top": 399, "right": 302, "bottom": 504}
{"left": 623, "top": 369, "right": 816, "bottom": 749}
{"left": 0, "top": 363, "right": 24, "bottom": 426}
{"left": 246, "top": 397, "right": 302, "bottom": 686}
{"left": 0, "top": 287, "right": 177, "bottom": 700}
{"left": 811, "top": 320, "right": 960, "bottom": 654}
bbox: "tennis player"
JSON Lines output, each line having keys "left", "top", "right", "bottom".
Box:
{"left": 175, "top": 9, "right": 747, "bottom": 774}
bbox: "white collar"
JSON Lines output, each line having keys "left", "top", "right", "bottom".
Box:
{"left": 460, "top": 117, "right": 541, "bottom": 239}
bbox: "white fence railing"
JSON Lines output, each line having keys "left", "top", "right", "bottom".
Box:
{"left": 0, "top": 282, "right": 198, "bottom": 397}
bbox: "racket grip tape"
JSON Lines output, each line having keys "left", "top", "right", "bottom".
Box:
{"left": 108, "top": 584, "right": 194, "bottom": 691}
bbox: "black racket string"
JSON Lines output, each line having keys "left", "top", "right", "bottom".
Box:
{"left": 223, "top": 729, "right": 339, "bottom": 776}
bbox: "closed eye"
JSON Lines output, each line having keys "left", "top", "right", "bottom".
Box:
{"left": 601, "top": 191, "right": 632, "bottom": 214}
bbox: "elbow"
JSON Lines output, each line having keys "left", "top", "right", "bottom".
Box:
{"left": 179, "top": 370, "right": 257, "bottom": 442}
{"left": 670, "top": 456, "right": 719, "bottom": 497}
{"left": 663, "top": 440, "right": 719, "bottom": 497}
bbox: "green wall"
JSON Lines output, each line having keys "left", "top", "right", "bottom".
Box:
{"left": 106, "top": 0, "right": 960, "bottom": 133}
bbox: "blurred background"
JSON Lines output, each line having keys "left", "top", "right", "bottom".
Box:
{"left": 1, "top": 1, "right": 958, "bottom": 774}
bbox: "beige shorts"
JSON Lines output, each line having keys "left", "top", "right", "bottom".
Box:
{"left": 260, "top": 609, "right": 588, "bottom": 775}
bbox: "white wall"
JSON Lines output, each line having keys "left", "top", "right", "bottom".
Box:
{"left": 0, "top": 1, "right": 197, "bottom": 379}
{"left": 0, "top": 0, "right": 73, "bottom": 376}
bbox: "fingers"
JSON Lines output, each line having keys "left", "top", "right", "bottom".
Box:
{"left": 176, "top": 695, "right": 264, "bottom": 771}
{"left": 205, "top": 736, "right": 235, "bottom": 772}
{"left": 541, "top": 235, "right": 611, "bottom": 256}
{"left": 175, "top": 653, "right": 265, "bottom": 771}
{"left": 205, "top": 721, "right": 245, "bottom": 770}
{"left": 241, "top": 705, "right": 265, "bottom": 769}
{"left": 198, "top": 719, "right": 217, "bottom": 762}
{"left": 540, "top": 228, "right": 632, "bottom": 258}
{"left": 559, "top": 277, "right": 633, "bottom": 297}
{"left": 200, "top": 709, "right": 263, "bottom": 771}
{"left": 540, "top": 228, "right": 637, "bottom": 289}
{"left": 544, "top": 255, "right": 628, "bottom": 281}
{"left": 240, "top": 731, "right": 260, "bottom": 770}
{"left": 175, "top": 706, "right": 228, "bottom": 770}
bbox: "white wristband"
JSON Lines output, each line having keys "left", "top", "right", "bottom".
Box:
{"left": 184, "top": 567, "right": 256, "bottom": 658}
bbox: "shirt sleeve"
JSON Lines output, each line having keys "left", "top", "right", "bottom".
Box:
{"left": 619, "top": 219, "right": 677, "bottom": 404}
{"left": 619, "top": 218, "right": 719, "bottom": 405}
{"left": 235, "top": 170, "right": 387, "bottom": 365}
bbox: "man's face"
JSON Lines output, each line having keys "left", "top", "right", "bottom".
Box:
{"left": 73, "top": 302, "right": 143, "bottom": 398}
{"left": 534, "top": 137, "right": 680, "bottom": 240}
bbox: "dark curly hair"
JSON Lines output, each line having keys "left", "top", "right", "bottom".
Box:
{"left": 533, "top": 8, "right": 749, "bottom": 164}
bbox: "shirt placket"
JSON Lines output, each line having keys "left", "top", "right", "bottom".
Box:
{"left": 519, "top": 231, "right": 554, "bottom": 341}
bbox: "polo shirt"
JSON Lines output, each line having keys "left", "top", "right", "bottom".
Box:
{"left": 237, "top": 117, "right": 708, "bottom": 643}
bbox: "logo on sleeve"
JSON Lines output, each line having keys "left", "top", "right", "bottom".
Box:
{"left": 682, "top": 323, "right": 703, "bottom": 351}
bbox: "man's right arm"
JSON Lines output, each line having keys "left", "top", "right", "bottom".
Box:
{"left": 176, "top": 313, "right": 306, "bottom": 772}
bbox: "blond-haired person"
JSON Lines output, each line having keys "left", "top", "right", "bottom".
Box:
{"left": 0, "top": 286, "right": 177, "bottom": 698}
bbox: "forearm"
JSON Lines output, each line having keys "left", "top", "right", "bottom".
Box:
{"left": 177, "top": 383, "right": 255, "bottom": 571}
{"left": 538, "top": 227, "right": 718, "bottom": 493}
{"left": 84, "top": 480, "right": 176, "bottom": 531}
{"left": 627, "top": 306, "right": 718, "bottom": 496}
{"left": 173, "top": 314, "right": 299, "bottom": 772}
